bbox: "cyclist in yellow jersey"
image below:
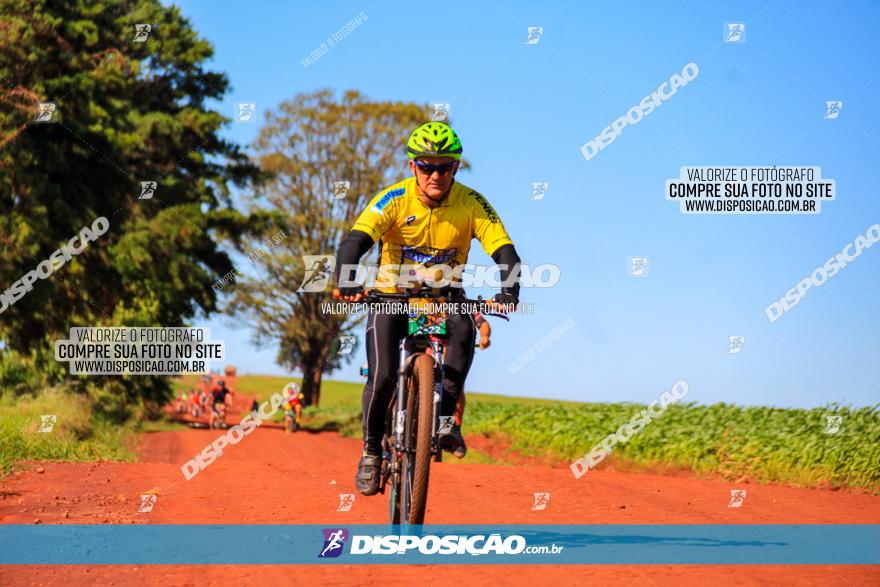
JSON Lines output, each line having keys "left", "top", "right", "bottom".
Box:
{"left": 348, "top": 176, "right": 514, "bottom": 290}
{"left": 333, "top": 121, "right": 522, "bottom": 496}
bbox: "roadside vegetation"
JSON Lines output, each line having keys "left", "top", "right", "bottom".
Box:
{"left": 214, "top": 375, "right": 879, "bottom": 491}
{"left": 0, "top": 385, "right": 138, "bottom": 475}
{"left": 5, "top": 373, "right": 875, "bottom": 492}
{"left": 466, "top": 400, "right": 880, "bottom": 491}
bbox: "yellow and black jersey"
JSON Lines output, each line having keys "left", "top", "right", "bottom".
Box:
{"left": 351, "top": 176, "right": 513, "bottom": 291}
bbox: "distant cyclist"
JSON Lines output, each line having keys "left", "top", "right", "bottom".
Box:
{"left": 175, "top": 391, "right": 187, "bottom": 414}
{"left": 199, "top": 387, "right": 211, "bottom": 416}
{"left": 210, "top": 380, "right": 232, "bottom": 428}
{"left": 283, "top": 385, "right": 305, "bottom": 433}
{"left": 333, "top": 121, "right": 522, "bottom": 495}
{"left": 189, "top": 375, "right": 212, "bottom": 417}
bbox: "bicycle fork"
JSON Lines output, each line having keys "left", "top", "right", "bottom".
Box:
{"left": 395, "top": 341, "right": 411, "bottom": 521}
{"left": 430, "top": 342, "right": 445, "bottom": 450}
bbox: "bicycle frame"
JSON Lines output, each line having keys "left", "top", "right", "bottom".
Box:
{"left": 357, "top": 289, "right": 509, "bottom": 526}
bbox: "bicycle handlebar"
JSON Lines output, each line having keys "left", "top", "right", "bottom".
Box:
{"left": 354, "top": 290, "right": 513, "bottom": 321}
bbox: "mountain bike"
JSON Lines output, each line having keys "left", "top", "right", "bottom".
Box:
{"left": 360, "top": 290, "right": 510, "bottom": 526}
{"left": 284, "top": 408, "right": 300, "bottom": 433}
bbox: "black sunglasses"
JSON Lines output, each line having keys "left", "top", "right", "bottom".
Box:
{"left": 415, "top": 160, "right": 456, "bottom": 176}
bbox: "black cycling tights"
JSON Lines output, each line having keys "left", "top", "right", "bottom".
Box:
{"left": 361, "top": 310, "right": 475, "bottom": 455}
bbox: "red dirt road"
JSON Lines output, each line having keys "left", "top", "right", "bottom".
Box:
{"left": 1, "top": 404, "right": 879, "bottom": 586}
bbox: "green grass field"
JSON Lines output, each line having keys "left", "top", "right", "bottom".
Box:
{"left": 178, "top": 374, "right": 879, "bottom": 491}
{"left": 174, "top": 374, "right": 578, "bottom": 408}
{"left": 0, "top": 386, "right": 138, "bottom": 475}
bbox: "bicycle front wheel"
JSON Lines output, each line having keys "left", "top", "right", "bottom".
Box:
{"left": 403, "top": 353, "right": 435, "bottom": 525}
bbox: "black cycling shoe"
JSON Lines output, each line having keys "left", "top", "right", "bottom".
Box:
{"left": 439, "top": 426, "right": 467, "bottom": 459}
{"left": 355, "top": 454, "right": 383, "bottom": 496}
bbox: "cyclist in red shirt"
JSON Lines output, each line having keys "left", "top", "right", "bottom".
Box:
{"left": 283, "top": 385, "right": 305, "bottom": 433}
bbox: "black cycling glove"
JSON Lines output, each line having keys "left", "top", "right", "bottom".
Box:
{"left": 493, "top": 292, "right": 519, "bottom": 307}
{"left": 491, "top": 244, "right": 522, "bottom": 306}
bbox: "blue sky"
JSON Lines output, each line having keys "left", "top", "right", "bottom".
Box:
{"left": 177, "top": 0, "right": 880, "bottom": 408}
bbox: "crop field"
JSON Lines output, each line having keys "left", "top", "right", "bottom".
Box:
{"left": 467, "top": 400, "right": 880, "bottom": 490}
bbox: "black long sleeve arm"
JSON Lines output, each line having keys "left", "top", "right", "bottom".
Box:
{"left": 334, "top": 229, "right": 374, "bottom": 287}
{"left": 491, "top": 243, "right": 522, "bottom": 301}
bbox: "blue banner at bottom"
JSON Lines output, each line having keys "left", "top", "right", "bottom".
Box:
{"left": 0, "top": 524, "right": 876, "bottom": 564}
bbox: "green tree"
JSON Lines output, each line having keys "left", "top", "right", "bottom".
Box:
{"left": 0, "top": 0, "right": 257, "bottom": 409}
{"left": 228, "top": 89, "right": 434, "bottom": 406}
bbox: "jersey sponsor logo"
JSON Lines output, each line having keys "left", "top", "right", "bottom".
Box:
{"left": 405, "top": 214, "right": 416, "bottom": 225}
{"left": 469, "top": 190, "right": 499, "bottom": 223}
{"left": 372, "top": 188, "right": 405, "bottom": 214}
{"left": 401, "top": 245, "right": 457, "bottom": 265}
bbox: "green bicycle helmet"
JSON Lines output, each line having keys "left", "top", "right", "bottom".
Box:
{"left": 406, "top": 122, "right": 463, "bottom": 160}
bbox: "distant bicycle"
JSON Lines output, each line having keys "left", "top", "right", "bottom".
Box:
{"left": 209, "top": 401, "right": 228, "bottom": 430}
{"left": 209, "top": 380, "right": 232, "bottom": 429}
{"left": 284, "top": 408, "right": 299, "bottom": 433}
{"left": 190, "top": 398, "right": 202, "bottom": 419}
